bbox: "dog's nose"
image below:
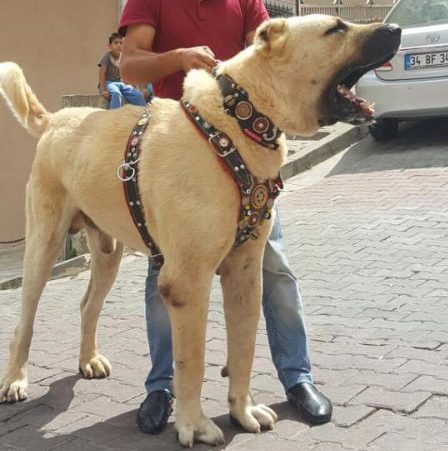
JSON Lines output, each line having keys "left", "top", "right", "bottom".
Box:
{"left": 384, "top": 23, "right": 402, "bottom": 37}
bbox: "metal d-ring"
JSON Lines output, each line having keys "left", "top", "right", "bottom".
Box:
{"left": 116, "top": 162, "right": 136, "bottom": 182}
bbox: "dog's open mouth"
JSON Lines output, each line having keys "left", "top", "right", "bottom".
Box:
{"left": 320, "top": 54, "right": 395, "bottom": 126}
{"left": 336, "top": 83, "right": 374, "bottom": 121}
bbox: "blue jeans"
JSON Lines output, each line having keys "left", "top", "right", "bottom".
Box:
{"left": 105, "top": 81, "right": 146, "bottom": 109}
{"left": 144, "top": 207, "right": 312, "bottom": 394}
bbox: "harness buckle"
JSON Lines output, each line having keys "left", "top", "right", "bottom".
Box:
{"left": 217, "top": 146, "right": 236, "bottom": 158}
{"left": 208, "top": 131, "right": 221, "bottom": 143}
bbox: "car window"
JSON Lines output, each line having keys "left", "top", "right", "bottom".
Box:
{"left": 388, "top": 0, "right": 448, "bottom": 28}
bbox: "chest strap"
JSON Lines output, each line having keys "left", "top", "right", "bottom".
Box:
{"left": 118, "top": 109, "right": 164, "bottom": 268}
{"left": 181, "top": 100, "right": 283, "bottom": 245}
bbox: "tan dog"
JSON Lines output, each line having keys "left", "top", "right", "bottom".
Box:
{"left": 0, "top": 16, "right": 400, "bottom": 447}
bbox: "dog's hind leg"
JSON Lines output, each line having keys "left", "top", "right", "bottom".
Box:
{"left": 158, "top": 261, "right": 225, "bottom": 447}
{"left": 78, "top": 223, "right": 123, "bottom": 379}
{"left": 219, "top": 239, "right": 278, "bottom": 432}
{"left": 0, "top": 177, "right": 74, "bottom": 403}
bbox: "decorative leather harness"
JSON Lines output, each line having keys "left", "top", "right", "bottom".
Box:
{"left": 118, "top": 73, "right": 283, "bottom": 268}
{"left": 118, "top": 109, "right": 164, "bottom": 268}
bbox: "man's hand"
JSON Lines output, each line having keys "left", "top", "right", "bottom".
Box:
{"left": 143, "top": 88, "right": 151, "bottom": 101}
{"left": 120, "top": 25, "right": 218, "bottom": 85}
{"left": 179, "top": 46, "right": 217, "bottom": 73}
{"left": 101, "top": 90, "right": 111, "bottom": 100}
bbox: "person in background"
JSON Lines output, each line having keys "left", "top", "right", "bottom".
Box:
{"left": 98, "top": 32, "right": 146, "bottom": 109}
{"left": 118, "top": 0, "right": 333, "bottom": 435}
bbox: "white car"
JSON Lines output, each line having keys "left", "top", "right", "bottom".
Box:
{"left": 356, "top": 0, "right": 448, "bottom": 140}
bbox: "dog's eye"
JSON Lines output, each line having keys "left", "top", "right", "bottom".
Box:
{"left": 324, "top": 21, "right": 347, "bottom": 36}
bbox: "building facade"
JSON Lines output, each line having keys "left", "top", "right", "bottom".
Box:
{"left": 0, "top": 0, "right": 122, "bottom": 241}
{"left": 268, "top": 0, "right": 394, "bottom": 21}
{"left": 271, "top": 0, "right": 393, "bottom": 7}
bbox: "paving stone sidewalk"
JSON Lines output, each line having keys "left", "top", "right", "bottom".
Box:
{"left": 1, "top": 119, "right": 448, "bottom": 450}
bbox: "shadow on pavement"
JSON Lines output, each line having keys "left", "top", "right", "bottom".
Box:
{"left": 328, "top": 118, "right": 448, "bottom": 177}
{"left": 0, "top": 374, "right": 306, "bottom": 450}
{"left": 0, "top": 374, "right": 79, "bottom": 448}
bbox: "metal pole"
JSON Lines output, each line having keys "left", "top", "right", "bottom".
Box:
{"left": 366, "top": 0, "right": 373, "bottom": 23}
{"left": 333, "top": 0, "right": 342, "bottom": 17}
{"left": 118, "top": 0, "right": 126, "bottom": 23}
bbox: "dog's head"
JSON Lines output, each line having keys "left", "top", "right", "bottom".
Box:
{"left": 250, "top": 15, "right": 401, "bottom": 135}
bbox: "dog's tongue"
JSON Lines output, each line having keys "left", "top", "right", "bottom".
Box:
{"left": 337, "top": 84, "right": 375, "bottom": 116}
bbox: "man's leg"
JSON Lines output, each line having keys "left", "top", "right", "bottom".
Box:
{"left": 137, "top": 258, "right": 174, "bottom": 434}
{"left": 106, "top": 81, "right": 123, "bottom": 109}
{"left": 262, "top": 206, "right": 332, "bottom": 424}
{"left": 121, "top": 83, "right": 147, "bottom": 107}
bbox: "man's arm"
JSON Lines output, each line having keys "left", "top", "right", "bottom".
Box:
{"left": 245, "top": 31, "right": 256, "bottom": 46}
{"left": 120, "top": 24, "right": 217, "bottom": 85}
{"left": 243, "top": 0, "right": 270, "bottom": 46}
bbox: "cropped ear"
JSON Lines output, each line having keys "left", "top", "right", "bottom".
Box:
{"left": 254, "top": 18, "right": 289, "bottom": 53}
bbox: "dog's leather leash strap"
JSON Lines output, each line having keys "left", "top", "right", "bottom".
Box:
{"left": 214, "top": 72, "right": 282, "bottom": 150}
{"left": 120, "top": 109, "right": 164, "bottom": 268}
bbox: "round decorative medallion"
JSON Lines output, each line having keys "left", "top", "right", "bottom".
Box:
{"left": 249, "top": 212, "right": 260, "bottom": 226}
{"left": 219, "top": 136, "right": 230, "bottom": 148}
{"left": 138, "top": 117, "right": 148, "bottom": 126}
{"left": 251, "top": 184, "right": 269, "bottom": 210}
{"left": 253, "top": 117, "right": 269, "bottom": 134}
{"left": 235, "top": 101, "right": 253, "bottom": 120}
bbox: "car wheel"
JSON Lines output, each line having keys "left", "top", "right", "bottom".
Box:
{"left": 369, "top": 119, "right": 399, "bottom": 142}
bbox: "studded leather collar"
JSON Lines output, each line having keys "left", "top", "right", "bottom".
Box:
{"left": 214, "top": 72, "right": 282, "bottom": 150}
{"left": 181, "top": 100, "right": 283, "bottom": 245}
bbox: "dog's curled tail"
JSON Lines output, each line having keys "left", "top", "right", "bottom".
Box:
{"left": 0, "top": 62, "right": 51, "bottom": 137}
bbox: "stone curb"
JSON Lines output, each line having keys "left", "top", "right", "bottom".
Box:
{"left": 0, "top": 124, "right": 366, "bottom": 290}
{"left": 281, "top": 124, "right": 368, "bottom": 180}
{"left": 0, "top": 254, "right": 90, "bottom": 291}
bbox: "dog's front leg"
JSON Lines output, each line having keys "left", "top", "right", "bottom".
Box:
{"left": 159, "top": 264, "right": 225, "bottom": 447}
{"left": 220, "top": 240, "right": 278, "bottom": 432}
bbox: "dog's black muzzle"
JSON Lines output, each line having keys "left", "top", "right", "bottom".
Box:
{"left": 319, "top": 23, "right": 402, "bottom": 127}
{"left": 362, "top": 23, "right": 402, "bottom": 66}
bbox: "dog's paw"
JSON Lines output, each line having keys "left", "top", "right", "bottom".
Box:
{"left": 0, "top": 376, "right": 28, "bottom": 403}
{"left": 230, "top": 403, "right": 278, "bottom": 433}
{"left": 176, "top": 415, "right": 225, "bottom": 447}
{"left": 79, "top": 354, "right": 111, "bottom": 379}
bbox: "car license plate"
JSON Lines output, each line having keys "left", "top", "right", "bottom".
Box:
{"left": 405, "top": 51, "right": 448, "bottom": 70}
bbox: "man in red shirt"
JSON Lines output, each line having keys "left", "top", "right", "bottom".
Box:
{"left": 119, "top": 0, "right": 332, "bottom": 435}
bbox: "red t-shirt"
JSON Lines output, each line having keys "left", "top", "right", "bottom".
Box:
{"left": 119, "top": 0, "right": 269, "bottom": 100}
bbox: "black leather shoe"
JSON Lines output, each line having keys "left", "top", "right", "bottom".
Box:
{"left": 287, "top": 382, "right": 332, "bottom": 425}
{"left": 137, "top": 390, "right": 174, "bottom": 434}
